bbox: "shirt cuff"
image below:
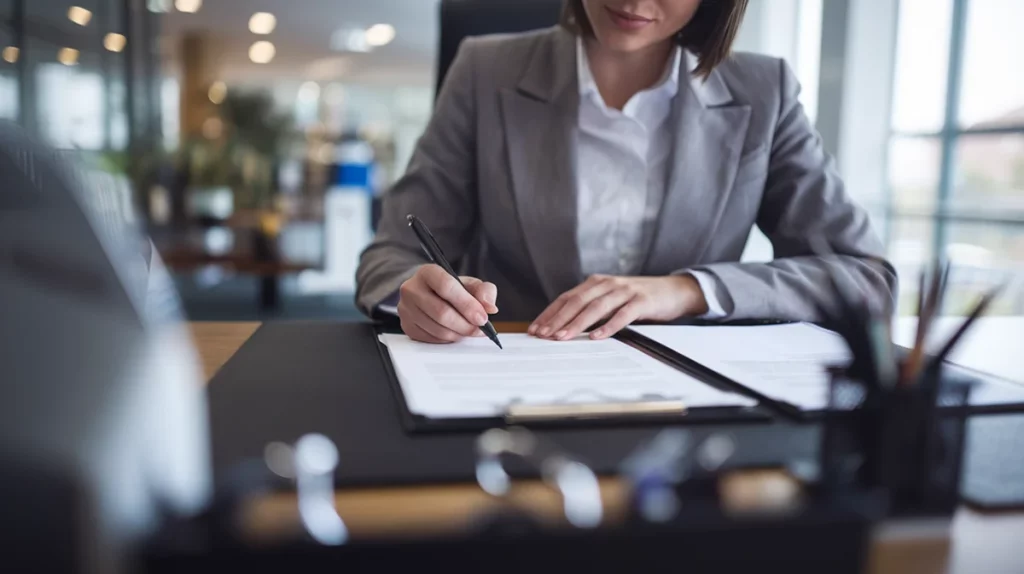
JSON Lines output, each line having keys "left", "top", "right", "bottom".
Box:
{"left": 688, "top": 271, "right": 728, "bottom": 319}
{"left": 376, "top": 291, "right": 400, "bottom": 316}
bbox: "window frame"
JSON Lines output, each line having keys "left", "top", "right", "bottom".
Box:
{"left": 888, "top": 0, "right": 1024, "bottom": 256}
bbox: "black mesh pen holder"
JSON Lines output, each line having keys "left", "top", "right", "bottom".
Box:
{"left": 820, "top": 364, "right": 973, "bottom": 519}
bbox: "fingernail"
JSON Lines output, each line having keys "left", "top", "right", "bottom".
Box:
{"left": 474, "top": 313, "right": 487, "bottom": 326}
{"left": 528, "top": 324, "right": 536, "bottom": 335}
{"left": 555, "top": 330, "right": 568, "bottom": 340}
{"left": 592, "top": 329, "right": 605, "bottom": 339}
{"left": 539, "top": 326, "right": 550, "bottom": 337}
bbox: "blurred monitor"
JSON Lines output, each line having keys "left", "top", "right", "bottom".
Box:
{"left": 436, "top": 0, "right": 563, "bottom": 97}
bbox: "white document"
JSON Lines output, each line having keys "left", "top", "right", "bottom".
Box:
{"left": 630, "top": 323, "right": 1024, "bottom": 411}
{"left": 629, "top": 323, "right": 853, "bottom": 411}
{"left": 379, "top": 334, "right": 755, "bottom": 419}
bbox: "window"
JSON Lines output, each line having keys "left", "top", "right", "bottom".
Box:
{"left": 890, "top": 0, "right": 953, "bottom": 134}
{"left": 887, "top": 0, "right": 1024, "bottom": 315}
{"left": 2, "top": 0, "right": 160, "bottom": 152}
{"left": 37, "top": 63, "right": 106, "bottom": 150}
{"left": 0, "top": 26, "right": 17, "bottom": 120}
{"left": 958, "top": 0, "right": 1024, "bottom": 129}
{"left": 26, "top": 0, "right": 103, "bottom": 36}
{"left": 795, "top": 0, "right": 823, "bottom": 124}
{"left": 30, "top": 38, "right": 106, "bottom": 150}
{"left": 161, "top": 76, "right": 179, "bottom": 151}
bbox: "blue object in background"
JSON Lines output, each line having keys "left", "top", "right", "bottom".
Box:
{"left": 332, "top": 138, "right": 375, "bottom": 193}
{"left": 335, "top": 163, "right": 372, "bottom": 189}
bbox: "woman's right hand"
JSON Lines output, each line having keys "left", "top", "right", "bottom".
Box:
{"left": 397, "top": 265, "right": 498, "bottom": 344}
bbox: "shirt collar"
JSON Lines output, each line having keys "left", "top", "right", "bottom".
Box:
{"left": 576, "top": 36, "right": 685, "bottom": 102}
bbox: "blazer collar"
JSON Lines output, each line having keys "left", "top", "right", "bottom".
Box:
{"left": 684, "top": 51, "right": 734, "bottom": 108}
{"left": 641, "top": 53, "right": 752, "bottom": 273}
{"left": 515, "top": 27, "right": 578, "bottom": 107}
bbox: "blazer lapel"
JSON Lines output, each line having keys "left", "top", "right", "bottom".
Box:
{"left": 643, "top": 58, "right": 753, "bottom": 273}
{"left": 499, "top": 28, "right": 581, "bottom": 300}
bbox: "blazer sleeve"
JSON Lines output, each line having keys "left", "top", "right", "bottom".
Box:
{"left": 355, "top": 39, "right": 481, "bottom": 315}
{"left": 692, "top": 60, "right": 898, "bottom": 321}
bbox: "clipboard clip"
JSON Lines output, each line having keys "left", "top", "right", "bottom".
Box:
{"left": 475, "top": 427, "right": 603, "bottom": 529}
{"left": 504, "top": 390, "right": 687, "bottom": 424}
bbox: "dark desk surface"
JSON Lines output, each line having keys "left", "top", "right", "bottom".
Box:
{"left": 190, "top": 320, "right": 1024, "bottom": 574}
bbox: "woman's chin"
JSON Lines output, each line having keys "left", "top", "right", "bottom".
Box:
{"left": 592, "top": 29, "right": 663, "bottom": 54}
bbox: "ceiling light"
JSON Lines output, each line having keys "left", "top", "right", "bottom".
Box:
{"left": 175, "top": 0, "right": 203, "bottom": 13}
{"left": 57, "top": 47, "right": 80, "bottom": 66}
{"left": 67, "top": 6, "right": 93, "bottom": 26}
{"left": 2, "top": 46, "right": 18, "bottom": 64}
{"left": 365, "top": 24, "right": 395, "bottom": 47}
{"left": 249, "top": 12, "right": 277, "bottom": 35}
{"left": 208, "top": 81, "right": 227, "bottom": 104}
{"left": 249, "top": 41, "right": 276, "bottom": 64}
{"left": 103, "top": 33, "right": 127, "bottom": 53}
{"left": 330, "top": 29, "right": 370, "bottom": 53}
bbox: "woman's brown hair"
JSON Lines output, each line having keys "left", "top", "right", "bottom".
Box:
{"left": 560, "top": 0, "right": 749, "bottom": 79}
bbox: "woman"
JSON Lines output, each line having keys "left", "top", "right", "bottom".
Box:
{"left": 356, "top": 0, "right": 895, "bottom": 344}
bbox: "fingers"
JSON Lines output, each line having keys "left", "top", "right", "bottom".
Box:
{"left": 401, "top": 285, "right": 480, "bottom": 337}
{"left": 530, "top": 275, "right": 617, "bottom": 338}
{"left": 461, "top": 277, "right": 499, "bottom": 314}
{"left": 555, "top": 288, "right": 635, "bottom": 340}
{"left": 399, "top": 311, "right": 451, "bottom": 344}
{"left": 421, "top": 266, "right": 489, "bottom": 327}
{"left": 529, "top": 299, "right": 566, "bottom": 336}
{"left": 590, "top": 299, "right": 645, "bottom": 340}
{"left": 398, "top": 266, "right": 492, "bottom": 344}
{"left": 398, "top": 297, "right": 481, "bottom": 343}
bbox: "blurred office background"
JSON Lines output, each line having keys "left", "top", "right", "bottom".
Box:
{"left": 1, "top": 0, "right": 1021, "bottom": 319}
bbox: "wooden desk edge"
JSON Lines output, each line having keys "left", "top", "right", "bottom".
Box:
{"left": 189, "top": 322, "right": 261, "bottom": 382}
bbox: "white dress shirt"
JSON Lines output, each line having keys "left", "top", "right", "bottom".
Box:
{"left": 574, "top": 38, "right": 725, "bottom": 317}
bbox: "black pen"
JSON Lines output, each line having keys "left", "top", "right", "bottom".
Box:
{"left": 406, "top": 214, "right": 502, "bottom": 349}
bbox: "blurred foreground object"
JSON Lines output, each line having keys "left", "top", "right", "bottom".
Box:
{"left": 0, "top": 123, "right": 211, "bottom": 573}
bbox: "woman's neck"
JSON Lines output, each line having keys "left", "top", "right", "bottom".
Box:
{"left": 584, "top": 37, "right": 674, "bottom": 110}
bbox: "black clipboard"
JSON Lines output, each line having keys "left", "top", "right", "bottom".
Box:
{"left": 620, "top": 324, "right": 1024, "bottom": 421}
{"left": 373, "top": 324, "right": 772, "bottom": 434}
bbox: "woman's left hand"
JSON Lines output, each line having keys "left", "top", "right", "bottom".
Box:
{"left": 528, "top": 275, "right": 709, "bottom": 341}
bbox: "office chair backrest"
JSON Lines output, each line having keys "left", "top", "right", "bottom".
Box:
{"left": 436, "top": 0, "right": 564, "bottom": 97}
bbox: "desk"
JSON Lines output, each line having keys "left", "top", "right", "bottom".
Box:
{"left": 189, "top": 320, "right": 1024, "bottom": 574}
{"left": 156, "top": 221, "right": 321, "bottom": 311}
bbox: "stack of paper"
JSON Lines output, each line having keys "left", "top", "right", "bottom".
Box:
{"left": 630, "top": 323, "right": 851, "bottom": 411}
{"left": 379, "top": 334, "right": 755, "bottom": 419}
{"left": 630, "top": 322, "right": 1024, "bottom": 411}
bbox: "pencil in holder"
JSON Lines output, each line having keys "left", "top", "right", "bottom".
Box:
{"left": 820, "top": 364, "right": 973, "bottom": 518}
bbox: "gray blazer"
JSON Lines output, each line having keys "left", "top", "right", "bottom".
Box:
{"left": 356, "top": 27, "right": 896, "bottom": 322}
